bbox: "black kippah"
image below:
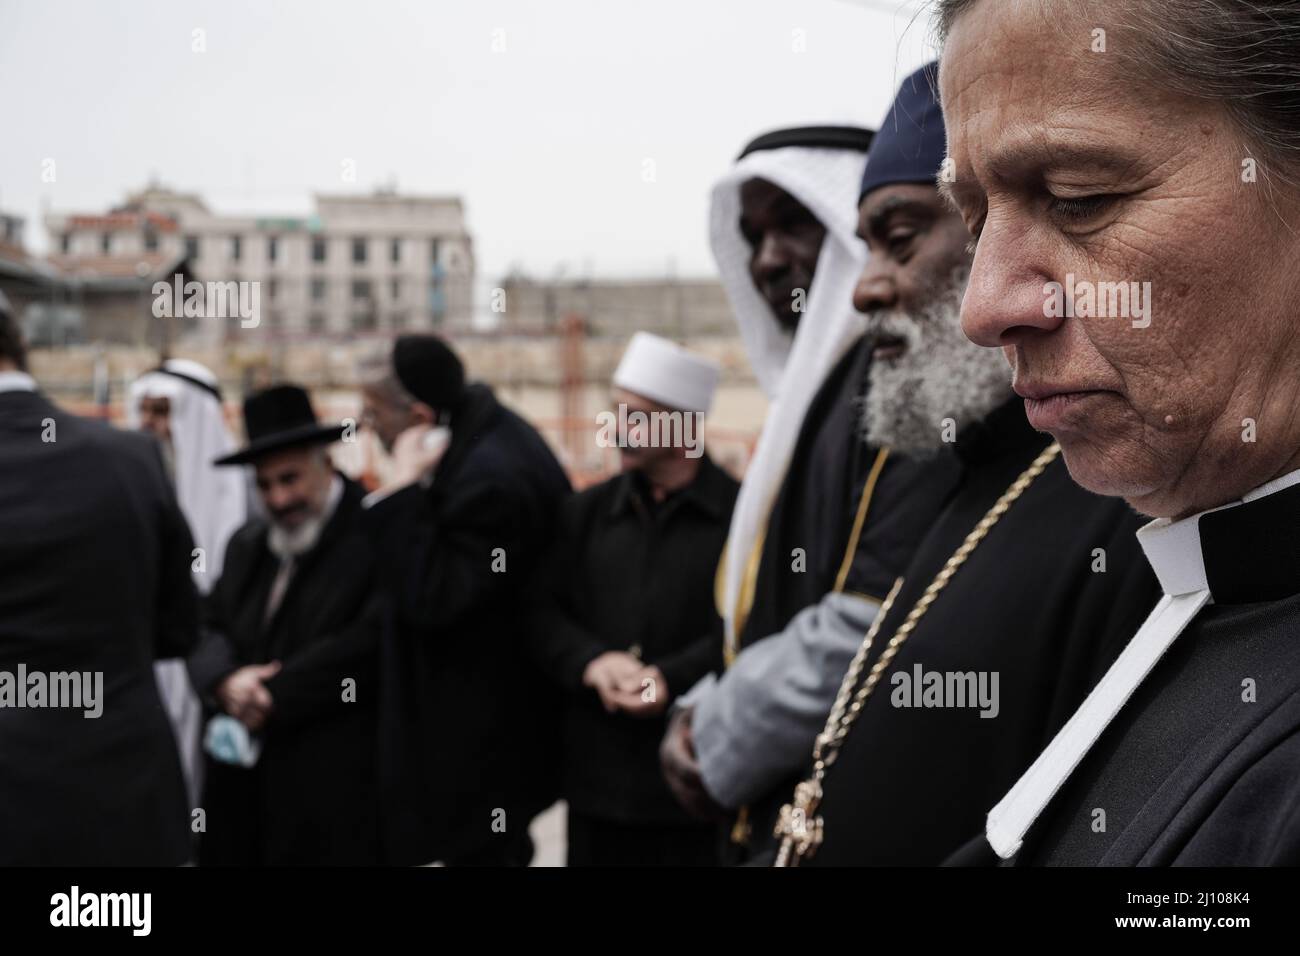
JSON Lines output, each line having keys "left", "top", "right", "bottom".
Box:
{"left": 392, "top": 334, "right": 466, "bottom": 412}
{"left": 737, "top": 125, "right": 875, "bottom": 160}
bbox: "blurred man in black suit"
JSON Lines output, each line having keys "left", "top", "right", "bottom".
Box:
{"left": 0, "top": 291, "right": 199, "bottom": 865}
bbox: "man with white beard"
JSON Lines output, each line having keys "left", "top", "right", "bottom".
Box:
{"left": 188, "top": 384, "right": 381, "bottom": 864}
{"left": 757, "top": 63, "right": 1160, "bottom": 867}
{"left": 128, "top": 359, "right": 247, "bottom": 807}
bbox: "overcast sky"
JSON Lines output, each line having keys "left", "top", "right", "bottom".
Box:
{"left": 2, "top": 0, "right": 938, "bottom": 285}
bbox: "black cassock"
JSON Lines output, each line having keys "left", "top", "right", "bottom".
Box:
{"left": 0, "top": 390, "right": 198, "bottom": 865}
{"left": 189, "top": 476, "right": 382, "bottom": 865}
{"left": 727, "top": 333, "right": 968, "bottom": 860}
{"left": 738, "top": 334, "right": 957, "bottom": 649}
{"left": 782, "top": 399, "right": 1160, "bottom": 866}
{"left": 985, "top": 474, "right": 1300, "bottom": 865}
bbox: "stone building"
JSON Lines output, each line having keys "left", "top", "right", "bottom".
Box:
{"left": 43, "top": 184, "right": 476, "bottom": 346}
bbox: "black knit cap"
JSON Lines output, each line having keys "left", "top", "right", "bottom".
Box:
{"left": 393, "top": 334, "right": 466, "bottom": 412}
{"left": 737, "top": 125, "right": 875, "bottom": 160}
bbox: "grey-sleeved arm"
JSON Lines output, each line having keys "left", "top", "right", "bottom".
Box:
{"left": 689, "top": 591, "right": 879, "bottom": 809}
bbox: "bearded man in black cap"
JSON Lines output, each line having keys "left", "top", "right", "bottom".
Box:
{"left": 189, "top": 384, "right": 381, "bottom": 865}
{"left": 365, "top": 334, "right": 570, "bottom": 866}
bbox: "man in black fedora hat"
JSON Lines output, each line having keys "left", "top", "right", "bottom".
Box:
{"left": 363, "top": 334, "right": 571, "bottom": 865}
{"left": 189, "top": 383, "right": 382, "bottom": 865}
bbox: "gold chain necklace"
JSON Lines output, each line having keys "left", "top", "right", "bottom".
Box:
{"left": 773, "top": 441, "right": 1062, "bottom": 867}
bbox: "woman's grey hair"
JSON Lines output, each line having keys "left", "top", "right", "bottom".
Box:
{"left": 933, "top": 0, "right": 1300, "bottom": 178}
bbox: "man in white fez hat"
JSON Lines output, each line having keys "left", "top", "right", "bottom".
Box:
{"left": 530, "top": 332, "right": 740, "bottom": 865}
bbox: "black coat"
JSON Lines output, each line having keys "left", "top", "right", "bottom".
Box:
{"left": 722, "top": 334, "right": 963, "bottom": 859}
{"left": 189, "top": 476, "right": 382, "bottom": 865}
{"left": 531, "top": 455, "right": 739, "bottom": 824}
{"left": 791, "top": 400, "right": 1161, "bottom": 866}
{"left": 366, "top": 384, "right": 571, "bottom": 865}
{"left": 738, "top": 334, "right": 961, "bottom": 647}
{"left": 1004, "top": 478, "right": 1300, "bottom": 866}
{"left": 0, "top": 389, "right": 198, "bottom": 865}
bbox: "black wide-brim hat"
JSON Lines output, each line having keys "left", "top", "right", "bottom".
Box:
{"left": 213, "top": 383, "right": 345, "bottom": 466}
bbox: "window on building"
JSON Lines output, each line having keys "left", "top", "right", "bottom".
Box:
{"left": 143, "top": 229, "right": 158, "bottom": 253}
{"left": 268, "top": 236, "right": 279, "bottom": 263}
{"left": 311, "top": 237, "right": 327, "bottom": 263}
{"left": 310, "top": 278, "right": 327, "bottom": 301}
{"left": 429, "top": 238, "right": 440, "bottom": 264}
{"left": 101, "top": 233, "right": 111, "bottom": 254}
{"left": 352, "top": 311, "right": 377, "bottom": 332}
{"left": 184, "top": 235, "right": 199, "bottom": 259}
{"left": 390, "top": 238, "right": 401, "bottom": 263}
{"left": 60, "top": 234, "right": 71, "bottom": 254}
{"left": 352, "top": 237, "right": 367, "bottom": 264}
{"left": 268, "top": 278, "right": 279, "bottom": 300}
{"left": 390, "top": 313, "right": 408, "bottom": 331}
{"left": 231, "top": 236, "right": 242, "bottom": 261}
{"left": 308, "top": 313, "right": 326, "bottom": 333}
{"left": 351, "top": 279, "right": 372, "bottom": 300}
{"left": 390, "top": 277, "right": 401, "bottom": 301}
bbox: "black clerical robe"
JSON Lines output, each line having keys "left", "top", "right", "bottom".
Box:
{"left": 738, "top": 335, "right": 948, "bottom": 647}
{"left": 786, "top": 399, "right": 1160, "bottom": 866}
{"left": 723, "top": 333, "right": 966, "bottom": 860}
{"left": 993, "top": 475, "right": 1300, "bottom": 866}
{"left": 189, "top": 476, "right": 382, "bottom": 865}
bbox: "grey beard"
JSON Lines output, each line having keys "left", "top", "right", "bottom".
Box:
{"left": 267, "top": 512, "right": 326, "bottom": 559}
{"left": 860, "top": 281, "right": 1011, "bottom": 457}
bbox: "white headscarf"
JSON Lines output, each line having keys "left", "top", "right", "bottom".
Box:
{"left": 127, "top": 359, "right": 247, "bottom": 592}
{"left": 709, "top": 144, "right": 870, "bottom": 653}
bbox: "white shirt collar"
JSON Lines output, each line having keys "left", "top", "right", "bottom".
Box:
{"left": 1137, "top": 467, "right": 1300, "bottom": 597}
{"left": 987, "top": 464, "right": 1300, "bottom": 859}
{"left": 0, "top": 371, "right": 36, "bottom": 393}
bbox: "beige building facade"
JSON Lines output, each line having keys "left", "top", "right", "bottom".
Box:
{"left": 44, "top": 185, "right": 476, "bottom": 345}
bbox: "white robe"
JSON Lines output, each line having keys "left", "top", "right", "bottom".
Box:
{"left": 708, "top": 144, "right": 870, "bottom": 650}
{"left": 681, "top": 143, "right": 874, "bottom": 806}
{"left": 127, "top": 359, "right": 247, "bottom": 807}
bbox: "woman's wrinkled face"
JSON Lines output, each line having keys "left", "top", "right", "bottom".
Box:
{"left": 940, "top": 0, "right": 1300, "bottom": 518}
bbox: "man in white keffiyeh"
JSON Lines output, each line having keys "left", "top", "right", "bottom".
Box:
{"left": 707, "top": 127, "right": 875, "bottom": 652}
{"left": 128, "top": 359, "right": 247, "bottom": 806}
{"left": 664, "top": 126, "right": 897, "bottom": 834}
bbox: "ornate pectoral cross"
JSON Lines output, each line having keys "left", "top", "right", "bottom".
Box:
{"left": 773, "top": 777, "right": 824, "bottom": 867}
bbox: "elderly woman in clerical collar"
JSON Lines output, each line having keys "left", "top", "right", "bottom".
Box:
{"left": 935, "top": 0, "right": 1300, "bottom": 865}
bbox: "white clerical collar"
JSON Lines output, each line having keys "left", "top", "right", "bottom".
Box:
{"left": 0, "top": 371, "right": 36, "bottom": 393}
{"left": 1136, "top": 467, "right": 1300, "bottom": 597}
{"left": 984, "top": 469, "right": 1300, "bottom": 860}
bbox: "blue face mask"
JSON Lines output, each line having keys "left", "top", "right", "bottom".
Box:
{"left": 203, "top": 715, "right": 263, "bottom": 767}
